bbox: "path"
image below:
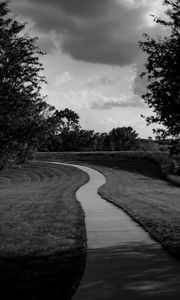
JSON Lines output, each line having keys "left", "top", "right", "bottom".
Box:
{"left": 52, "top": 162, "right": 180, "bottom": 300}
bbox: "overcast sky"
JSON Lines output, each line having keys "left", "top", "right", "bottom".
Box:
{"left": 10, "top": 0, "right": 167, "bottom": 138}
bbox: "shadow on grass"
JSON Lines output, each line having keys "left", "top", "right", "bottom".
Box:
{"left": 70, "top": 156, "right": 162, "bottom": 180}
{"left": 37, "top": 152, "right": 163, "bottom": 180}
{"left": 0, "top": 248, "right": 86, "bottom": 300}
{"left": 73, "top": 243, "right": 180, "bottom": 300}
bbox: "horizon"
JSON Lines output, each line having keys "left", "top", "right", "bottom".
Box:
{"left": 10, "top": 0, "right": 167, "bottom": 138}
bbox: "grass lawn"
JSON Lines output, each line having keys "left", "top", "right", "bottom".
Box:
{"left": 0, "top": 162, "right": 88, "bottom": 300}
{"left": 37, "top": 152, "right": 180, "bottom": 261}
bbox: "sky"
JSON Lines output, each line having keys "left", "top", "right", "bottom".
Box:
{"left": 10, "top": 0, "right": 167, "bottom": 138}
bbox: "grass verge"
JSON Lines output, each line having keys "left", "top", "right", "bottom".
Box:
{"left": 37, "top": 152, "right": 180, "bottom": 261}
{"left": 0, "top": 162, "right": 89, "bottom": 300}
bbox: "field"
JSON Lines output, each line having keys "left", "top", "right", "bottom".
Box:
{"left": 37, "top": 151, "right": 180, "bottom": 261}
{"left": 0, "top": 162, "right": 88, "bottom": 300}
{"left": 1, "top": 151, "right": 180, "bottom": 300}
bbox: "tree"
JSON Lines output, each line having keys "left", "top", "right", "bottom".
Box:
{"left": 109, "top": 127, "right": 139, "bottom": 151}
{"left": 43, "top": 108, "right": 80, "bottom": 151}
{"left": 94, "top": 132, "right": 108, "bottom": 151}
{"left": 0, "top": 1, "right": 53, "bottom": 169}
{"left": 49, "top": 108, "right": 80, "bottom": 135}
{"left": 76, "top": 129, "right": 97, "bottom": 151}
{"left": 139, "top": 0, "right": 180, "bottom": 138}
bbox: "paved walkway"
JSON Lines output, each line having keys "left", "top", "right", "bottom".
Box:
{"left": 52, "top": 162, "right": 180, "bottom": 299}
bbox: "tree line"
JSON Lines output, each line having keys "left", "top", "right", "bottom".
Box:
{"left": 39, "top": 108, "right": 138, "bottom": 152}
{"left": 0, "top": 0, "right": 179, "bottom": 169}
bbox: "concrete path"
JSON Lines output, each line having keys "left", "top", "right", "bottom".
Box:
{"left": 52, "top": 162, "right": 180, "bottom": 299}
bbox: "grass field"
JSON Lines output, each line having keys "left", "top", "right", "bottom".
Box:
{"left": 37, "top": 152, "right": 180, "bottom": 261}
{"left": 2, "top": 151, "right": 180, "bottom": 299}
{"left": 0, "top": 162, "right": 88, "bottom": 300}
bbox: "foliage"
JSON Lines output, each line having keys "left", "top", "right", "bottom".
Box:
{"left": 139, "top": 0, "right": 180, "bottom": 138}
{"left": 44, "top": 120, "right": 140, "bottom": 152}
{"left": 109, "top": 127, "right": 139, "bottom": 151}
{"left": 49, "top": 108, "right": 80, "bottom": 135}
{"left": 43, "top": 108, "right": 80, "bottom": 151}
{"left": 61, "top": 129, "right": 96, "bottom": 151}
{"left": 0, "top": 1, "right": 53, "bottom": 169}
{"left": 136, "top": 138, "right": 159, "bottom": 151}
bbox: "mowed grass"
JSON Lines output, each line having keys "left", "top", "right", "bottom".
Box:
{"left": 37, "top": 152, "right": 180, "bottom": 261}
{"left": 0, "top": 162, "right": 89, "bottom": 300}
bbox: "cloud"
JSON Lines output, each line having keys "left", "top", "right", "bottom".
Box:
{"left": 100, "top": 117, "right": 119, "bottom": 127}
{"left": 53, "top": 71, "right": 73, "bottom": 86}
{"left": 91, "top": 92, "right": 144, "bottom": 109}
{"left": 100, "top": 117, "right": 145, "bottom": 129}
{"left": 45, "top": 87, "right": 144, "bottom": 112}
{"left": 11, "top": 0, "right": 164, "bottom": 66}
{"left": 132, "top": 63, "right": 148, "bottom": 98}
{"left": 37, "top": 35, "right": 58, "bottom": 53}
{"left": 85, "top": 75, "right": 114, "bottom": 87}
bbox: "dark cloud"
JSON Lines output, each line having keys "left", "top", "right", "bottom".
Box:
{"left": 11, "top": 0, "right": 163, "bottom": 66}
{"left": 30, "top": 0, "right": 109, "bottom": 18}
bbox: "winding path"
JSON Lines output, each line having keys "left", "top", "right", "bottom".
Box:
{"left": 52, "top": 162, "right": 180, "bottom": 300}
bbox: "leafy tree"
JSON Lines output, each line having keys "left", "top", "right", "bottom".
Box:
{"left": 94, "top": 132, "right": 108, "bottom": 151}
{"left": 43, "top": 108, "right": 80, "bottom": 151}
{"left": 75, "top": 129, "right": 97, "bottom": 151}
{"left": 109, "top": 127, "right": 139, "bottom": 151}
{"left": 136, "top": 138, "right": 159, "bottom": 151}
{"left": 49, "top": 108, "right": 80, "bottom": 135}
{"left": 139, "top": 0, "right": 180, "bottom": 138}
{"left": 58, "top": 128, "right": 97, "bottom": 152}
{"left": 0, "top": 1, "right": 53, "bottom": 169}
